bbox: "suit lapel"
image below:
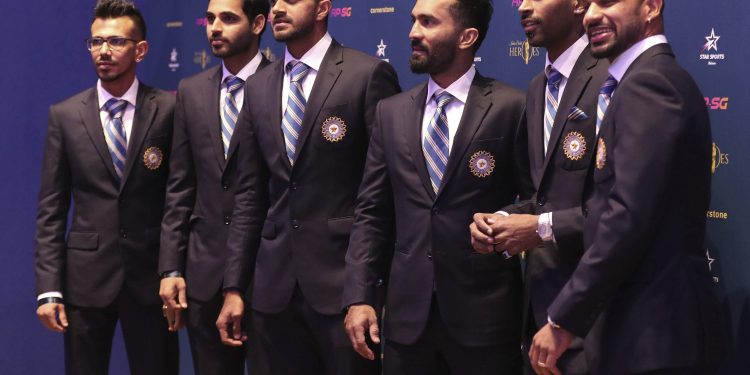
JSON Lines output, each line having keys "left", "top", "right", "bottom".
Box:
{"left": 436, "top": 75, "right": 492, "bottom": 199}
{"left": 405, "top": 84, "right": 435, "bottom": 199}
{"left": 79, "top": 88, "right": 119, "bottom": 183}
{"left": 540, "top": 51, "right": 599, "bottom": 175}
{"left": 121, "top": 84, "right": 158, "bottom": 189}
{"left": 202, "top": 66, "right": 226, "bottom": 170}
{"left": 225, "top": 56, "right": 272, "bottom": 166}
{"left": 265, "top": 61, "right": 289, "bottom": 170}
{"left": 292, "top": 41, "right": 343, "bottom": 166}
{"left": 526, "top": 75, "right": 546, "bottom": 187}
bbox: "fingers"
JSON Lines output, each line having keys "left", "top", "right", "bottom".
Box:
{"left": 470, "top": 224, "right": 495, "bottom": 254}
{"left": 472, "top": 213, "right": 495, "bottom": 236}
{"left": 36, "top": 303, "right": 67, "bottom": 333}
{"left": 344, "top": 305, "right": 377, "bottom": 360}
{"left": 231, "top": 311, "right": 245, "bottom": 342}
{"left": 368, "top": 317, "right": 381, "bottom": 345}
{"left": 177, "top": 285, "right": 188, "bottom": 309}
{"left": 353, "top": 321, "right": 374, "bottom": 360}
{"left": 160, "top": 278, "right": 188, "bottom": 310}
{"left": 217, "top": 295, "right": 246, "bottom": 347}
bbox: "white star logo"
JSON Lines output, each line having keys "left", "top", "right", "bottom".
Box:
{"left": 376, "top": 39, "right": 387, "bottom": 57}
{"left": 705, "top": 249, "right": 715, "bottom": 270}
{"left": 701, "top": 28, "right": 720, "bottom": 53}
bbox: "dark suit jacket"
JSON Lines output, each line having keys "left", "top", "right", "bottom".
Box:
{"left": 343, "top": 73, "right": 531, "bottom": 347}
{"left": 36, "top": 83, "right": 175, "bottom": 307}
{"left": 508, "top": 48, "right": 608, "bottom": 336}
{"left": 548, "top": 44, "right": 725, "bottom": 374}
{"left": 223, "top": 40, "right": 401, "bottom": 315}
{"left": 159, "top": 58, "right": 270, "bottom": 302}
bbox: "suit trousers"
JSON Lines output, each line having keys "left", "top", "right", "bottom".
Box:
{"left": 63, "top": 286, "right": 179, "bottom": 375}
{"left": 384, "top": 298, "right": 522, "bottom": 375}
{"left": 186, "top": 293, "right": 246, "bottom": 375}
{"left": 632, "top": 366, "right": 718, "bottom": 375}
{"left": 249, "top": 286, "right": 380, "bottom": 375}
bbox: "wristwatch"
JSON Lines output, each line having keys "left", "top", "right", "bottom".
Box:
{"left": 536, "top": 213, "right": 554, "bottom": 242}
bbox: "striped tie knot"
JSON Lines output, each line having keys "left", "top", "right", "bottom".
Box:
{"left": 104, "top": 98, "right": 128, "bottom": 119}
{"left": 224, "top": 75, "right": 245, "bottom": 96}
{"left": 547, "top": 68, "right": 563, "bottom": 90}
{"left": 287, "top": 61, "right": 310, "bottom": 83}
{"left": 434, "top": 91, "right": 455, "bottom": 109}
{"left": 599, "top": 75, "right": 618, "bottom": 97}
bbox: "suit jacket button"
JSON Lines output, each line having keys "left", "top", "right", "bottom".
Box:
{"left": 582, "top": 207, "right": 589, "bottom": 218}
{"left": 224, "top": 216, "right": 231, "bottom": 225}
{"left": 222, "top": 184, "right": 229, "bottom": 190}
{"left": 289, "top": 182, "right": 297, "bottom": 191}
{"left": 119, "top": 229, "right": 127, "bottom": 238}
{"left": 431, "top": 207, "right": 438, "bottom": 215}
{"left": 291, "top": 219, "right": 300, "bottom": 230}
{"left": 538, "top": 197, "right": 546, "bottom": 206}
{"left": 427, "top": 251, "right": 433, "bottom": 260}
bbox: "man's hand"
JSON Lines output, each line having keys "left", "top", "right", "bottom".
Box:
{"left": 344, "top": 304, "right": 380, "bottom": 360}
{"left": 490, "top": 214, "right": 542, "bottom": 256}
{"left": 216, "top": 290, "right": 246, "bottom": 347}
{"left": 469, "top": 212, "right": 508, "bottom": 253}
{"left": 529, "top": 323, "right": 575, "bottom": 375}
{"left": 36, "top": 302, "right": 68, "bottom": 333}
{"left": 159, "top": 276, "right": 187, "bottom": 331}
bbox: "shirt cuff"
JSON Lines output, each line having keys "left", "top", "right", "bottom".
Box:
{"left": 537, "top": 212, "right": 556, "bottom": 242}
{"left": 493, "top": 210, "right": 510, "bottom": 216}
{"left": 37, "top": 291, "right": 63, "bottom": 301}
{"left": 547, "top": 315, "right": 562, "bottom": 329}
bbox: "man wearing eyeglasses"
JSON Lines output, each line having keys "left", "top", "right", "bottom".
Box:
{"left": 34, "top": 1, "right": 178, "bottom": 374}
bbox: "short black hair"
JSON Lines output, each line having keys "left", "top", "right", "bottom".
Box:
{"left": 450, "top": 0, "right": 493, "bottom": 53}
{"left": 242, "top": 0, "right": 271, "bottom": 38}
{"left": 93, "top": 0, "right": 147, "bottom": 40}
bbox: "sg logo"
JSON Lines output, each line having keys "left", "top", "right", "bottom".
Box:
{"left": 704, "top": 97, "right": 729, "bottom": 110}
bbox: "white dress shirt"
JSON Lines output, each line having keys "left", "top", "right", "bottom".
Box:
{"left": 421, "top": 66, "right": 476, "bottom": 153}
{"left": 98, "top": 78, "right": 139, "bottom": 143}
{"left": 220, "top": 51, "right": 263, "bottom": 113}
{"left": 281, "top": 32, "right": 333, "bottom": 116}
{"left": 608, "top": 34, "right": 668, "bottom": 88}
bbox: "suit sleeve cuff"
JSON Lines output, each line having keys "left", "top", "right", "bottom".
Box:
{"left": 37, "top": 291, "right": 63, "bottom": 301}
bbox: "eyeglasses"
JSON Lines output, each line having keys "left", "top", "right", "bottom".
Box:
{"left": 85, "top": 36, "right": 140, "bottom": 51}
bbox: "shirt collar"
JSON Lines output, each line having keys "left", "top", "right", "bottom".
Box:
{"left": 608, "top": 34, "right": 668, "bottom": 82}
{"left": 283, "top": 32, "right": 333, "bottom": 72}
{"left": 97, "top": 78, "right": 139, "bottom": 109}
{"left": 221, "top": 51, "right": 263, "bottom": 82}
{"left": 545, "top": 34, "right": 589, "bottom": 79}
{"left": 425, "top": 65, "right": 476, "bottom": 105}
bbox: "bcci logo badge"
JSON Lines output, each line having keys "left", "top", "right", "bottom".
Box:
{"left": 469, "top": 151, "right": 495, "bottom": 178}
{"left": 322, "top": 117, "right": 347, "bottom": 142}
{"left": 595, "top": 138, "right": 607, "bottom": 170}
{"left": 376, "top": 39, "right": 389, "bottom": 62}
{"left": 508, "top": 39, "right": 541, "bottom": 65}
{"left": 562, "top": 132, "right": 587, "bottom": 161}
{"left": 699, "top": 28, "right": 725, "bottom": 66}
{"left": 711, "top": 142, "right": 729, "bottom": 174}
{"left": 143, "top": 146, "right": 163, "bottom": 170}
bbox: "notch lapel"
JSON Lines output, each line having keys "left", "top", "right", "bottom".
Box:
{"left": 120, "top": 84, "right": 157, "bottom": 189}
{"left": 225, "top": 56, "right": 272, "bottom": 166}
{"left": 291, "top": 42, "right": 343, "bottom": 166}
{"left": 204, "top": 67, "right": 227, "bottom": 170}
{"left": 79, "top": 88, "right": 119, "bottom": 183}
{"left": 436, "top": 76, "right": 492, "bottom": 199}
{"left": 526, "top": 75, "right": 546, "bottom": 188}
{"left": 404, "top": 84, "right": 436, "bottom": 199}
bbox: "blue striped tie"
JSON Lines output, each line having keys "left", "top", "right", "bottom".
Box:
{"left": 597, "top": 75, "right": 618, "bottom": 134}
{"left": 544, "top": 68, "right": 563, "bottom": 155}
{"left": 281, "top": 61, "right": 311, "bottom": 165}
{"left": 103, "top": 98, "right": 128, "bottom": 182}
{"left": 222, "top": 75, "right": 245, "bottom": 158}
{"left": 423, "top": 91, "right": 454, "bottom": 193}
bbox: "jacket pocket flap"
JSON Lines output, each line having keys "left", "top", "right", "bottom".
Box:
{"left": 66, "top": 232, "right": 99, "bottom": 250}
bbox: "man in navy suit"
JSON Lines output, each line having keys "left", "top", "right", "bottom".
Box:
{"left": 35, "top": 1, "right": 178, "bottom": 373}
{"left": 470, "top": 0, "right": 608, "bottom": 373}
{"left": 343, "top": 0, "right": 531, "bottom": 373}
{"left": 216, "top": 0, "right": 401, "bottom": 373}
{"left": 158, "top": 0, "right": 270, "bottom": 373}
{"left": 528, "top": 1, "right": 725, "bottom": 374}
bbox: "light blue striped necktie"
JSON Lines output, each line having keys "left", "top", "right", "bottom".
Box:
{"left": 281, "top": 61, "right": 311, "bottom": 165}
{"left": 423, "top": 91, "right": 454, "bottom": 193}
{"left": 103, "top": 98, "right": 128, "bottom": 182}
{"left": 222, "top": 75, "right": 245, "bottom": 158}
{"left": 544, "top": 68, "right": 563, "bottom": 155}
{"left": 597, "top": 75, "right": 618, "bottom": 134}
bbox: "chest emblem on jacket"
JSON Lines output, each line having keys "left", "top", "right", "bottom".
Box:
{"left": 143, "top": 146, "right": 164, "bottom": 170}
{"left": 563, "top": 132, "right": 587, "bottom": 161}
{"left": 469, "top": 150, "right": 495, "bottom": 178}
{"left": 596, "top": 138, "right": 607, "bottom": 170}
{"left": 322, "top": 116, "right": 347, "bottom": 142}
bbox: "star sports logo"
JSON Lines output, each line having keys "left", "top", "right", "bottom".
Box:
{"left": 375, "top": 39, "right": 389, "bottom": 62}
{"left": 699, "top": 28, "right": 725, "bottom": 66}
